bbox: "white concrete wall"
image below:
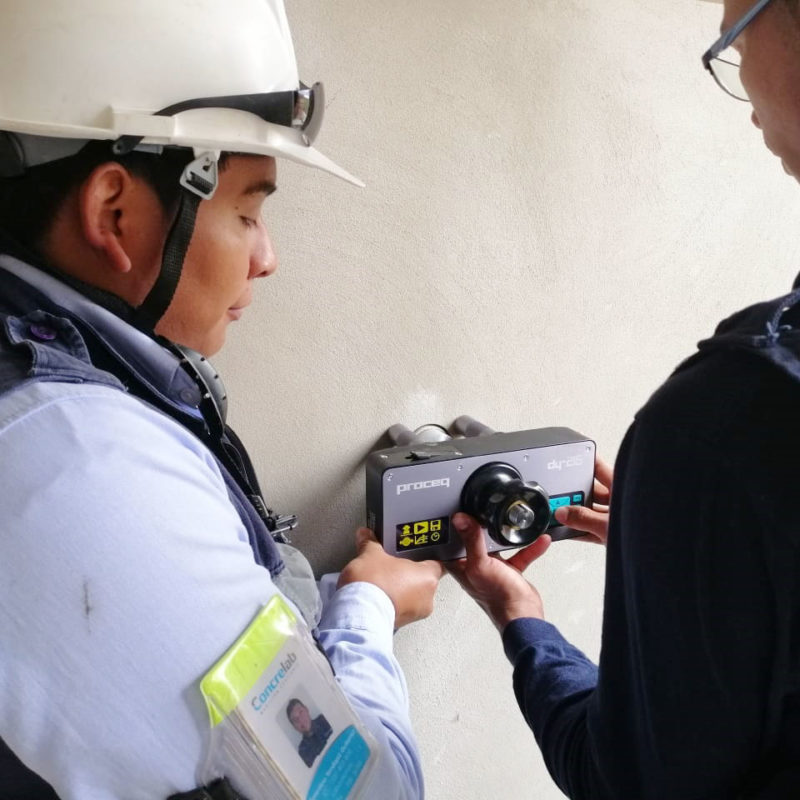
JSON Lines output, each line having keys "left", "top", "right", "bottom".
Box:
{"left": 216, "top": 2, "right": 800, "bottom": 798}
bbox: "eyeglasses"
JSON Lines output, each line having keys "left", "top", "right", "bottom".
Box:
{"left": 112, "top": 81, "right": 324, "bottom": 156}
{"left": 701, "top": 0, "right": 775, "bottom": 101}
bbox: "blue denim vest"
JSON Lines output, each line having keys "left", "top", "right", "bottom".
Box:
{"left": 0, "top": 264, "right": 286, "bottom": 798}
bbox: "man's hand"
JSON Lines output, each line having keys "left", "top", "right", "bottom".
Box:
{"left": 553, "top": 456, "right": 613, "bottom": 545}
{"left": 447, "top": 513, "right": 550, "bottom": 633}
{"left": 338, "top": 528, "right": 445, "bottom": 628}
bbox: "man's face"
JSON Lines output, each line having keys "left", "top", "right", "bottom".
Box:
{"left": 289, "top": 702, "right": 312, "bottom": 734}
{"left": 721, "top": 0, "right": 800, "bottom": 180}
{"left": 155, "top": 154, "right": 278, "bottom": 355}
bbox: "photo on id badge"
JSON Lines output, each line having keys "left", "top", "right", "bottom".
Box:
{"left": 279, "top": 686, "right": 336, "bottom": 769}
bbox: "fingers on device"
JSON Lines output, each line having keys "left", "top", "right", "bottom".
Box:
{"left": 365, "top": 416, "right": 595, "bottom": 561}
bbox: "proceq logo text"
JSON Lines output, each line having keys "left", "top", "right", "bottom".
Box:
{"left": 396, "top": 478, "right": 450, "bottom": 496}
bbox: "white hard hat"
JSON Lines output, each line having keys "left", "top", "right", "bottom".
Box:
{"left": 0, "top": 0, "right": 362, "bottom": 186}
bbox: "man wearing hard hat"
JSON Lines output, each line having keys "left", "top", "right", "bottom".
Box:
{"left": 0, "top": 2, "right": 443, "bottom": 798}
{"left": 452, "top": 1, "right": 800, "bottom": 798}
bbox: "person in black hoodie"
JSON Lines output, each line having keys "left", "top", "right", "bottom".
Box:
{"left": 450, "top": 1, "right": 800, "bottom": 798}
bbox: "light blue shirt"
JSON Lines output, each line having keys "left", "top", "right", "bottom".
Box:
{"left": 0, "top": 258, "right": 422, "bottom": 799}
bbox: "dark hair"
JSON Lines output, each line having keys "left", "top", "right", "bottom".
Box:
{"left": 0, "top": 140, "right": 194, "bottom": 251}
{"left": 286, "top": 698, "right": 306, "bottom": 721}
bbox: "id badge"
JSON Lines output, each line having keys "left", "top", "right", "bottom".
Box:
{"left": 199, "top": 595, "right": 377, "bottom": 800}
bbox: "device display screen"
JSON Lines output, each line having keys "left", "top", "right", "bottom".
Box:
{"left": 395, "top": 517, "right": 450, "bottom": 552}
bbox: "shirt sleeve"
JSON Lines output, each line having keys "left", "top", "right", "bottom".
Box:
{"left": 501, "top": 394, "right": 787, "bottom": 799}
{"left": 0, "top": 382, "right": 422, "bottom": 800}
{"left": 0, "top": 384, "right": 333, "bottom": 798}
{"left": 502, "top": 617, "right": 598, "bottom": 791}
{"left": 317, "top": 582, "right": 423, "bottom": 800}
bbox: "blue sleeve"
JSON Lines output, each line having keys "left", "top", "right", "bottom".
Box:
{"left": 503, "top": 619, "right": 598, "bottom": 790}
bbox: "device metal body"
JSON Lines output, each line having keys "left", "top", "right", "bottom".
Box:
{"left": 366, "top": 421, "right": 595, "bottom": 561}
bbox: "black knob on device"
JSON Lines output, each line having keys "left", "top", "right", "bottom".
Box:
{"left": 460, "top": 462, "right": 551, "bottom": 547}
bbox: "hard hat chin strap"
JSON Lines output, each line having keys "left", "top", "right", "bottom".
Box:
{"left": 133, "top": 152, "right": 219, "bottom": 333}
{"left": 133, "top": 188, "right": 200, "bottom": 332}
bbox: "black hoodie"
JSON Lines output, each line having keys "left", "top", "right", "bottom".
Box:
{"left": 504, "top": 282, "right": 800, "bottom": 799}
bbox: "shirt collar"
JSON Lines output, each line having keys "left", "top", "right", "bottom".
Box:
{"left": 0, "top": 254, "right": 203, "bottom": 408}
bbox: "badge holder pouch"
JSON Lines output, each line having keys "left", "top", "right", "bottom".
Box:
{"left": 198, "top": 595, "right": 377, "bottom": 800}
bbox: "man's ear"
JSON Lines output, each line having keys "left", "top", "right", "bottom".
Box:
{"left": 78, "top": 162, "right": 135, "bottom": 274}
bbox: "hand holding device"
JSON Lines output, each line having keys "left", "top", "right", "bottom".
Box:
{"left": 447, "top": 513, "right": 550, "bottom": 632}
{"left": 337, "top": 527, "right": 445, "bottom": 628}
{"left": 553, "top": 457, "right": 613, "bottom": 545}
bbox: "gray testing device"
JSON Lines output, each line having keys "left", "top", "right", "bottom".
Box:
{"left": 365, "top": 416, "right": 596, "bottom": 561}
